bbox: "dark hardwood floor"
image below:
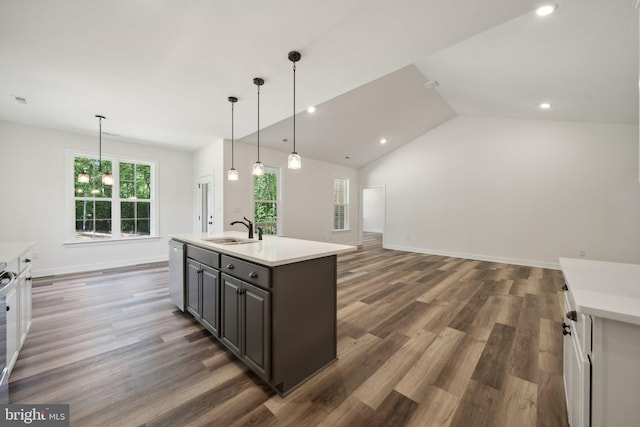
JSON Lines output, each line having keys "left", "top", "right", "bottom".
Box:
{"left": 10, "top": 233, "right": 568, "bottom": 426}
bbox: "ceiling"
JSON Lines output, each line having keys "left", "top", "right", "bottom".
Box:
{"left": 0, "top": 0, "right": 637, "bottom": 168}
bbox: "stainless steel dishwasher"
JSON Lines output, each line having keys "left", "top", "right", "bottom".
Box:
{"left": 168, "top": 240, "right": 185, "bottom": 311}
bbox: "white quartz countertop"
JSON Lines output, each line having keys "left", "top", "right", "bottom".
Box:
{"left": 560, "top": 257, "right": 640, "bottom": 326}
{"left": 0, "top": 242, "right": 34, "bottom": 266}
{"left": 170, "top": 232, "right": 357, "bottom": 267}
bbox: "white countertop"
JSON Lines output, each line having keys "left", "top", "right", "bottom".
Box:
{"left": 560, "top": 257, "right": 640, "bottom": 326}
{"left": 170, "top": 232, "right": 357, "bottom": 267}
{"left": 0, "top": 242, "right": 34, "bottom": 266}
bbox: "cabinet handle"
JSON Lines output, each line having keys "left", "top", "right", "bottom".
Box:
{"left": 562, "top": 328, "right": 571, "bottom": 336}
{"left": 27, "top": 277, "right": 32, "bottom": 281}
{"left": 6, "top": 306, "right": 9, "bottom": 312}
{"left": 562, "top": 284, "right": 568, "bottom": 291}
{"left": 249, "top": 272, "right": 258, "bottom": 279}
{"left": 24, "top": 258, "right": 31, "bottom": 263}
{"left": 227, "top": 264, "right": 235, "bottom": 270}
{"left": 566, "top": 310, "right": 577, "bottom": 322}
{"left": 562, "top": 322, "right": 570, "bottom": 329}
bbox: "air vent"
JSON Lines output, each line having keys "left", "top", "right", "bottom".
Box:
{"left": 13, "top": 96, "right": 27, "bottom": 104}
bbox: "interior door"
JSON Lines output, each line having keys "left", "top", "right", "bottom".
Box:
{"left": 196, "top": 175, "right": 214, "bottom": 233}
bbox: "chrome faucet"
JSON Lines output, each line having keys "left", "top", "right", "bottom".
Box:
{"left": 230, "top": 217, "right": 253, "bottom": 239}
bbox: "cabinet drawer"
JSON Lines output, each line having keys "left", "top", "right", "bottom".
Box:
{"left": 221, "top": 255, "right": 270, "bottom": 289}
{"left": 187, "top": 245, "right": 220, "bottom": 269}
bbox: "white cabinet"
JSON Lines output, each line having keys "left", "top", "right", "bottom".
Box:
{"left": 561, "top": 258, "right": 640, "bottom": 427}
{"left": 1, "top": 243, "right": 34, "bottom": 377}
{"left": 17, "top": 248, "right": 33, "bottom": 348}
{"left": 5, "top": 286, "right": 18, "bottom": 375}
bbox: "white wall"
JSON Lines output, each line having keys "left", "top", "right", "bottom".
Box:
{"left": 0, "top": 120, "right": 193, "bottom": 277}
{"left": 363, "top": 187, "right": 385, "bottom": 233}
{"left": 360, "top": 116, "right": 640, "bottom": 268}
{"left": 222, "top": 140, "right": 360, "bottom": 245}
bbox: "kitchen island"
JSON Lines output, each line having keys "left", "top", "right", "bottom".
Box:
{"left": 169, "top": 232, "right": 356, "bottom": 396}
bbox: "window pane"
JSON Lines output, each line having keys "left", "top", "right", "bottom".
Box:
{"left": 75, "top": 200, "right": 94, "bottom": 221}
{"left": 120, "top": 181, "right": 134, "bottom": 199}
{"left": 136, "top": 219, "right": 150, "bottom": 235}
{"left": 334, "top": 205, "right": 345, "bottom": 230}
{"left": 121, "top": 219, "right": 135, "bottom": 234}
{"left": 136, "top": 181, "right": 150, "bottom": 199}
{"left": 121, "top": 201, "right": 134, "bottom": 219}
{"left": 137, "top": 202, "right": 150, "bottom": 218}
{"left": 95, "top": 220, "right": 112, "bottom": 237}
{"left": 95, "top": 201, "right": 111, "bottom": 219}
{"left": 120, "top": 162, "right": 134, "bottom": 181}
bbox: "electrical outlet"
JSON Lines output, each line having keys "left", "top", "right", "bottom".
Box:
{"left": 579, "top": 249, "right": 586, "bottom": 257}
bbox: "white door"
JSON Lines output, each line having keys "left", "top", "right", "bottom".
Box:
{"left": 196, "top": 175, "right": 214, "bottom": 233}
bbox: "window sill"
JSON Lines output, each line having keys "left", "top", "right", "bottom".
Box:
{"left": 62, "top": 235, "right": 161, "bottom": 246}
{"left": 332, "top": 229, "right": 351, "bottom": 233}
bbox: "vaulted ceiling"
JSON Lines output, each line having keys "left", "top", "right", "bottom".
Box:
{"left": 0, "top": 0, "right": 637, "bottom": 168}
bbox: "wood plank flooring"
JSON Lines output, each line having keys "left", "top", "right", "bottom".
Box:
{"left": 10, "top": 233, "right": 568, "bottom": 426}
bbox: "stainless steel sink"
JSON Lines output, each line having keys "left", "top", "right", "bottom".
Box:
{"left": 203, "top": 237, "right": 257, "bottom": 245}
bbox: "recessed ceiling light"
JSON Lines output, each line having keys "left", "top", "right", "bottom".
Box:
{"left": 536, "top": 3, "right": 557, "bottom": 16}
{"left": 539, "top": 102, "right": 552, "bottom": 109}
{"left": 380, "top": 138, "right": 387, "bottom": 144}
{"left": 307, "top": 106, "right": 316, "bottom": 113}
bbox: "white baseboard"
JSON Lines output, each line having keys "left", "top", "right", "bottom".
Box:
{"left": 33, "top": 255, "right": 169, "bottom": 278}
{"left": 383, "top": 244, "right": 561, "bottom": 270}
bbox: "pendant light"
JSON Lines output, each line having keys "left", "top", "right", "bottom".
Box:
{"left": 96, "top": 114, "right": 113, "bottom": 186}
{"left": 287, "top": 51, "right": 302, "bottom": 169}
{"left": 252, "top": 77, "right": 265, "bottom": 176}
{"left": 77, "top": 169, "right": 90, "bottom": 183}
{"left": 227, "top": 96, "right": 239, "bottom": 181}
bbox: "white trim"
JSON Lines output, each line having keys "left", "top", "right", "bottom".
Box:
{"left": 32, "top": 254, "right": 168, "bottom": 278}
{"left": 62, "top": 235, "right": 161, "bottom": 246}
{"left": 383, "top": 243, "right": 561, "bottom": 270}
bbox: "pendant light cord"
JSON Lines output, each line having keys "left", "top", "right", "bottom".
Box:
{"left": 293, "top": 62, "right": 296, "bottom": 153}
{"left": 231, "top": 102, "right": 235, "bottom": 168}
{"left": 257, "top": 83, "right": 260, "bottom": 161}
{"left": 98, "top": 116, "right": 103, "bottom": 172}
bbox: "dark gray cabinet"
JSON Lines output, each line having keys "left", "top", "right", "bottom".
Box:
{"left": 186, "top": 246, "right": 220, "bottom": 337}
{"left": 220, "top": 273, "right": 271, "bottom": 380}
{"left": 173, "top": 239, "right": 338, "bottom": 396}
{"left": 186, "top": 259, "right": 219, "bottom": 336}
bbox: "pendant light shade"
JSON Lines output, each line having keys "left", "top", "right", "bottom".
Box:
{"left": 253, "top": 77, "right": 265, "bottom": 176}
{"left": 287, "top": 51, "right": 302, "bottom": 170}
{"left": 95, "top": 114, "right": 113, "bottom": 186}
{"left": 77, "top": 169, "right": 90, "bottom": 183}
{"left": 227, "top": 96, "right": 239, "bottom": 181}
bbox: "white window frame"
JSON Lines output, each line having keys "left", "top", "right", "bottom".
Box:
{"left": 65, "top": 149, "right": 158, "bottom": 244}
{"left": 333, "top": 177, "right": 350, "bottom": 231}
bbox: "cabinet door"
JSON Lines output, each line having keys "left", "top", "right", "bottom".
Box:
{"left": 242, "top": 282, "right": 270, "bottom": 380}
{"left": 6, "top": 287, "right": 18, "bottom": 375}
{"left": 568, "top": 330, "right": 590, "bottom": 427}
{"left": 18, "top": 268, "right": 32, "bottom": 349}
{"left": 220, "top": 274, "right": 241, "bottom": 356}
{"left": 186, "top": 259, "right": 201, "bottom": 318}
{"left": 200, "top": 265, "right": 219, "bottom": 336}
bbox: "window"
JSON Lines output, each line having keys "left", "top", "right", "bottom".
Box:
{"left": 120, "top": 162, "right": 151, "bottom": 237}
{"left": 333, "top": 177, "right": 349, "bottom": 231}
{"left": 74, "top": 157, "right": 113, "bottom": 239}
{"left": 254, "top": 167, "right": 279, "bottom": 235}
{"left": 72, "top": 153, "right": 155, "bottom": 242}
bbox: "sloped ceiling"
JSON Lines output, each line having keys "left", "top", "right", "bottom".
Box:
{"left": 0, "top": 0, "right": 636, "bottom": 168}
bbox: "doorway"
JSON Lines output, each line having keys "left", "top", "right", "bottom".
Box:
{"left": 196, "top": 175, "right": 214, "bottom": 233}
{"left": 362, "top": 185, "right": 385, "bottom": 243}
